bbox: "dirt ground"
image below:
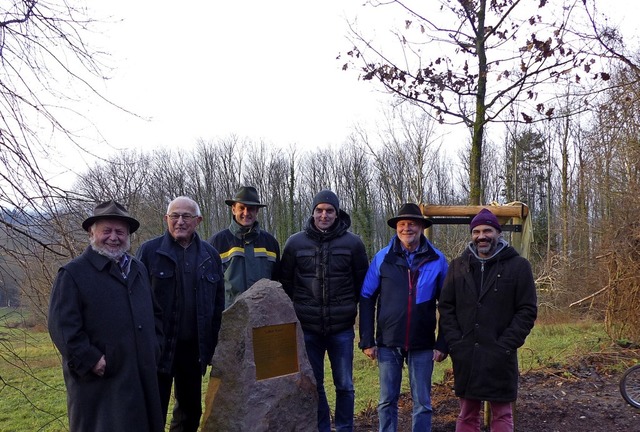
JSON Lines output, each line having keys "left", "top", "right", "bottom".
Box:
{"left": 355, "top": 363, "right": 640, "bottom": 431}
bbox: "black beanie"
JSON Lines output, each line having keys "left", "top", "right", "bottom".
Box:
{"left": 312, "top": 190, "right": 339, "bottom": 213}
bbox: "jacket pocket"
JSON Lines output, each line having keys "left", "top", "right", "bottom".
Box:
{"left": 149, "top": 267, "right": 175, "bottom": 306}
{"left": 151, "top": 267, "right": 174, "bottom": 279}
{"left": 483, "top": 343, "right": 517, "bottom": 384}
{"left": 204, "top": 271, "right": 220, "bottom": 284}
{"left": 200, "top": 268, "right": 221, "bottom": 304}
{"left": 294, "top": 249, "right": 317, "bottom": 277}
{"left": 102, "top": 344, "right": 120, "bottom": 378}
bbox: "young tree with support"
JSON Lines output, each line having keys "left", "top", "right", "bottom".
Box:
{"left": 342, "top": 1, "right": 618, "bottom": 205}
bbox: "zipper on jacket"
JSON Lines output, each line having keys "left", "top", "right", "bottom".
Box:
{"left": 479, "top": 260, "right": 485, "bottom": 296}
{"left": 404, "top": 268, "right": 413, "bottom": 350}
{"left": 320, "top": 244, "right": 328, "bottom": 334}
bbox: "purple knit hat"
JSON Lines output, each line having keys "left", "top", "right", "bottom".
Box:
{"left": 470, "top": 208, "right": 502, "bottom": 232}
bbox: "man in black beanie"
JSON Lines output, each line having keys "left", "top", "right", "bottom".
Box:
{"left": 280, "top": 189, "right": 369, "bottom": 432}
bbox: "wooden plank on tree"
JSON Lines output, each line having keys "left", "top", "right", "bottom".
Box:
{"left": 420, "top": 204, "right": 528, "bottom": 219}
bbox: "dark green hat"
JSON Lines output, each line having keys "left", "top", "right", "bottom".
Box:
{"left": 82, "top": 200, "right": 140, "bottom": 233}
{"left": 225, "top": 186, "right": 266, "bottom": 208}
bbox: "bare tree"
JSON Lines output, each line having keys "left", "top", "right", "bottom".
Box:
{"left": 0, "top": 3, "right": 139, "bottom": 426}
{"left": 342, "top": 0, "right": 613, "bottom": 204}
{"left": 243, "top": 140, "right": 291, "bottom": 240}
{"left": 190, "top": 138, "right": 240, "bottom": 238}
{"left": 0, "top": 1, "right": 113, "bottom": 252}
{"left": 0, "top": 0, "right": 133, "bottom": 319}
{"left": 333, "top": 138, "right": 376, "bottom": 256}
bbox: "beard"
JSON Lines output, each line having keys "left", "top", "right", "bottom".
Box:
{"left": 475, "top": 237, "right": 498, "bottom": 256}
{"left": 90, "top": 237, "right": 131, "bottom": 261}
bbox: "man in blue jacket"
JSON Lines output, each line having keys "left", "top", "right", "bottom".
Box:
{"left": 359, "top": 203, "right": 448, "bottom": 432}
{"left": 137, "top": 196, "right": 224, "bottom": 432}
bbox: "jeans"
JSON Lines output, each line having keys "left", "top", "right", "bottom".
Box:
{"left": 377, "top": 347, "right": 434, "bottom": 432}
{"left": 455, "top": 398, "right": 513, "bottom": 432}
{"left": 303, "top": 328, "right": 355, "bottom": 432}
{"left": 158, "top": 339, "right": 203, "bottom": 432}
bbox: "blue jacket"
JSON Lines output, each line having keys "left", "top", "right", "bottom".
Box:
{"left": 359, "top": 235, "right": 448, "bottom": 352}
{"left": 136, "top": 231, "right": 224, "bottom": 375}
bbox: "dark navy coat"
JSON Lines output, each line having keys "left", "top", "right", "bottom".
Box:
{"left": 136, "top": 231, "right": 224, "bottom": 375}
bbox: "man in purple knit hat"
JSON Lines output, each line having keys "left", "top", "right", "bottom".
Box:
{"left": 439, "top": 208, "right": 537, "bottom": 432}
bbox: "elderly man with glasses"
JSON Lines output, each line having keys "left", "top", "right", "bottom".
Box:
{"left": 137, "top": 196, "right": 224, "bottom": 432}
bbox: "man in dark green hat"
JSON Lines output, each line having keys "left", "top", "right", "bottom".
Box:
{"left": 49, "top": 200, "right": 164, "bottom": 432}
{"left": 209, "top": 186, "right": 281, "bottom": 308}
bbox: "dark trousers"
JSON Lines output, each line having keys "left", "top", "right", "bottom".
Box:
{"left": 158, "top": 339, "right": 203, "bottom": 432}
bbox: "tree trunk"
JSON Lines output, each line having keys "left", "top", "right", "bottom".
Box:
{"left": 470, "top": 0, "right": 488, "bottom": 205}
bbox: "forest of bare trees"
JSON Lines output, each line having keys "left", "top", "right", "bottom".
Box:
{"left": 4, "top": 77, "right": 640, "bottom": 339}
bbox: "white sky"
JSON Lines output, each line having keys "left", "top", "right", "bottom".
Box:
{"left": 50, "top": 0, "right": 640, "bottom": 181}
{"left": 80, "top": 1, "right": 385, "bottom": 156}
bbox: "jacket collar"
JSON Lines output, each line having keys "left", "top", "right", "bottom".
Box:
{"left": 304, "top": 208, "right": 351, "bottom": 242}
{"left": 390, "top": 234, "right": 433, "bottom": 256}
{"left": 84, "top": 246, "right": 114, "bottom": 271}
{"left": 83, "top": 246, "right": 137, "bottom": 282}
{"left": 466, "top": 237, "right": 511, "bottom": 263}
{"left": 229, "top": 218, "right": 260, "bottom": 239}
{"left": 158, "top": 230, "right": 204, "bottom": 257}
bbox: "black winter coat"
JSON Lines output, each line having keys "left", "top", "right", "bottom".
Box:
{"left": 439, "top": 240, "right": 537, "bottom": 402}
{"left": 48, "top": 247, "right": 165, "bottom": 432}
{"left": 280, "top": 210, "right": 369, "bottom": 335}
{"left": 136, "top": 231, "right": 224, "bottom": 375}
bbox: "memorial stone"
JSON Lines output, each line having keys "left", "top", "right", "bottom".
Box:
{"left": 201, "top": 279, "right": 318, "bottom": 432}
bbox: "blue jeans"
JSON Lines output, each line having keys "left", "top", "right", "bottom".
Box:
{"left": 303, "top": 328, "right": 355, "bottom": 432}
{"left": 377, "top": 347, "right": 434, "bottom": 432}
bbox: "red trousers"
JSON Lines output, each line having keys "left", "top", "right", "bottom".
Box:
{"left": 455, "top": 398, "right": 513, "bottom": 432}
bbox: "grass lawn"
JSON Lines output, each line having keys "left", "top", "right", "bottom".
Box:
{"left": 327, "top": 319, "right": 614, "bottom": 413}
{"left": 0, "top": 311, "right": 615, "bottom": 431}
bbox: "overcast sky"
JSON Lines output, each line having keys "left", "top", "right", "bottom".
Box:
{"left": 80, "top": 1, "right": 385, "bottom": 156}
{"left": 52, "top": 0, "right": 640, "bottom": 182}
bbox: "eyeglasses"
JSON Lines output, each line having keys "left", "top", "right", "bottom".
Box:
{"left": 167, "top": 213, "right": 197, "bottom": 221}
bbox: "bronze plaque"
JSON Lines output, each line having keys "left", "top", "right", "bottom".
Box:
{"left": 252, "top": 322, "right": 299, "bottom": 380}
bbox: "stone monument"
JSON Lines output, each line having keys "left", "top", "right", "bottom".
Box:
{"left": 201, "top": 279, "right": 318, "bottom": 432}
